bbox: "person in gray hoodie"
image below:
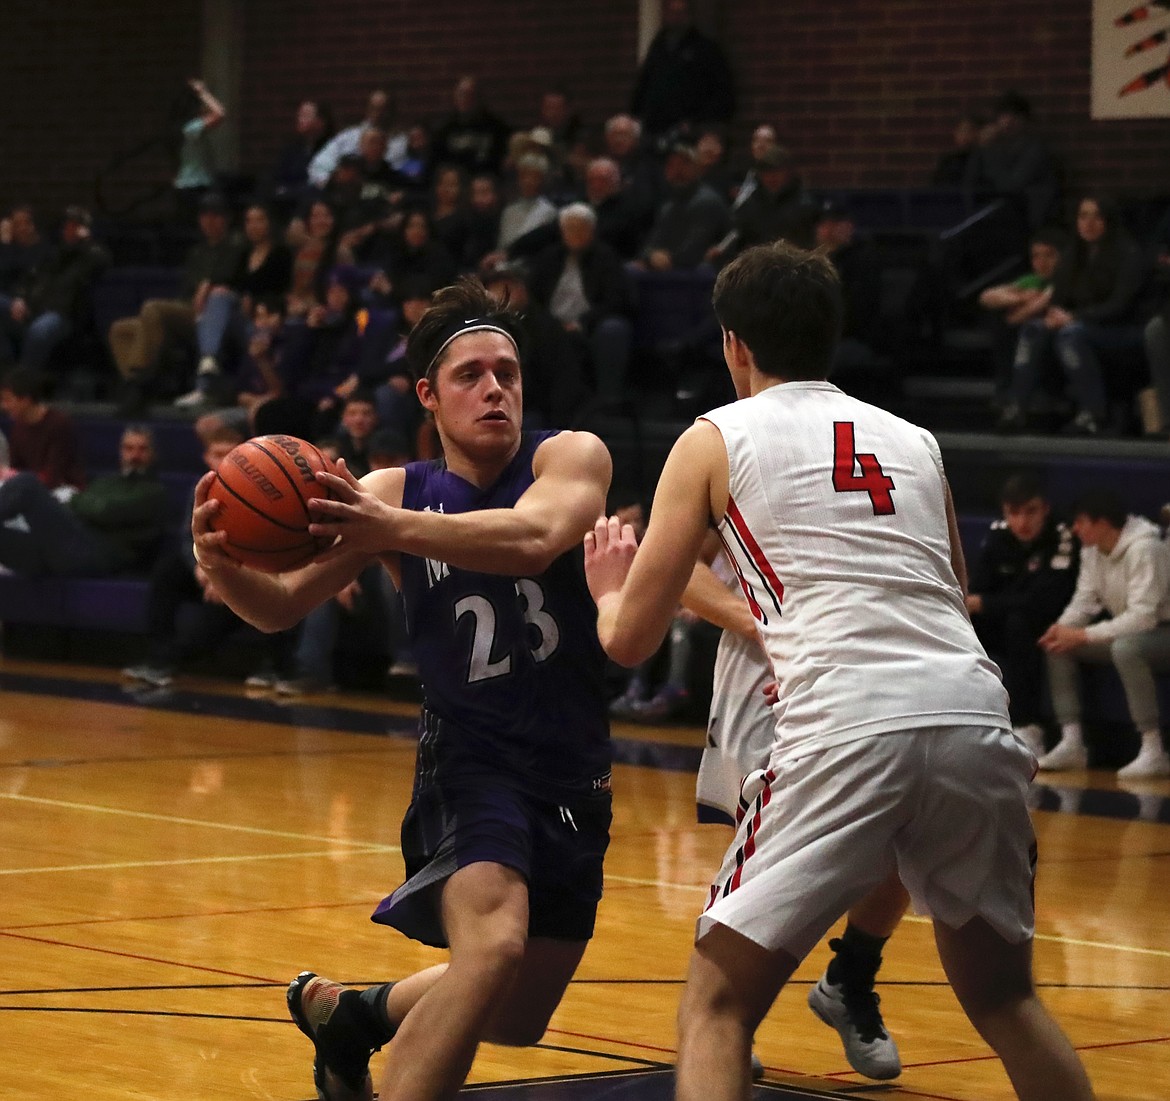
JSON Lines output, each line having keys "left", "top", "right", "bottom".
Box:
{"left": 1037, "top": 488, "right": 1170, "bottom": 776}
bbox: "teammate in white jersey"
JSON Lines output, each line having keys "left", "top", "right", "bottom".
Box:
{"left": 585, "top": 241, "right": 1095, "bottom": 1101}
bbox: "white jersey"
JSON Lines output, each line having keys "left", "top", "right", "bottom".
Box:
{"left": 701, "top": 380, "right": 1008, "bottom": 757}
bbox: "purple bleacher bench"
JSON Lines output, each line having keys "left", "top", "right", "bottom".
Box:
{"left": 0, "top": 574, "right": 150, "bottom": 633}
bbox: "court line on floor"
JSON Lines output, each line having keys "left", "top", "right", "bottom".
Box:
{"left": 0, "top": 791, "right": 399, "bottom": 850}
{"left": 0, "top": 847, "right": 393, "bottom": 877}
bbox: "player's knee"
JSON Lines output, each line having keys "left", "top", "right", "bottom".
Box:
{"left": 457, "top": 927, "right": 528, "bottom": 988}
{"left": 1109, "top": 634, "right": 1143, "bottom": 667}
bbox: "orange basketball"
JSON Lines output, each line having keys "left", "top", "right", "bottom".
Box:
{"left": 207, "top": 435, "right": 332, "bottom": 573}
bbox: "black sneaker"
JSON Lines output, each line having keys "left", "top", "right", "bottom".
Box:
{"left": 286, "top": 972, "right": 380, "bottom": 1101}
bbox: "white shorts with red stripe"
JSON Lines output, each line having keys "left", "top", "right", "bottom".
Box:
{"left": 697, "top": 725, "right": 1037, "bottom": 960}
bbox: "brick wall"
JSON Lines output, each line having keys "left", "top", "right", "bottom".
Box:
{"left": 726, "top": 1, "right": 1170, "bottom": 204}
{"left": 239, "top": 0, "right": 641, "bottom": 176}
{"left": 0, "top": 1, "right": 202, "bottom": 218}
{"left": 2, "top": 1, "right": 1167, "bottom": 222}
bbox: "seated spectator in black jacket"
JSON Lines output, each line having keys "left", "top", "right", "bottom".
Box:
{"left": 0, "top": 205, "right": 52, "bottom": 297}
{"left": 931, "top": 112, "right": 985, "bottom": 187}
{"left": 708, "top": 145, "right": 816, "bottom": 265}
{"left": 602, "top": 114, "right": 663, "bottom": 229}
{"left": 1000, "top": 194, "right": 1147, "bottom": 436}
{"left": 482, "top": 263, "right": 589, "bottom": 428}
{"left": 462, "top": 174, "right": 503, "bottom": 271}
{"left": 428, "top": 164, "right": 469, "bottom": 267}
{"left": 965, "top": 471, "right": 1080, "bottom": 758}
{"left": 364, "top": 209, "right": 457, "bottom": 299}
{"left": 694, "top": 127, "right": 735, "bottom": 204}
{"left": 583, "top": 157, "right": 648, "bottom": 260}
{"left": 636, "top": 142, "right": 730, "bottom": 271}
{"left": 0, "top": 206, "right": 109, "bottom": 375}
{"left": 964, "top": 90, "right": 1059, "bottom": 230}
{"left": 0, "top": 423, "right": 168, "bottom": 577}
{"left": 529, "top": 204, "right": 635, "bottom": 403}
{"left": 814, "top": 201, "right": 885, "bottom": 400}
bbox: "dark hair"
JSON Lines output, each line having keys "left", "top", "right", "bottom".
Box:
{"left": 343, "top": 387, "right": 378, "bottom": 409}
{"left": 1000, "top": 470, "right": 1048, "bottom": 507}
{"left": 712, "top": 241, "right": 842, "bottom": 381}
{"left": 1030, "top": 225, "right": 1067, "bottom": 252}
{"left": 1071, "top": 487, "right": 1127, "bottom": 529}
{"left": 0, "top": 365, "right": 48, "bottom": 401}
{"left": 406, "top": 276, "right": 525, "bottom": 383}
{"left": 993, "top": 90, "right": 1032, "bottom": 120}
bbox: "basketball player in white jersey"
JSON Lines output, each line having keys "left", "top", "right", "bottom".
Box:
{"left": 684, "top": 549, "right": 908, "bottom": 1081}
{"left": 585, "top": 242, "right": 1095, "bottom": 1101}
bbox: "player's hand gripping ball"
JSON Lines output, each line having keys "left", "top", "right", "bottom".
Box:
{"left": 207, "top": 435, "right": 333, "bottom": 572}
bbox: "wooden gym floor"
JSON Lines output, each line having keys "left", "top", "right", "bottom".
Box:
{"left": 0, "top": 657, "right": 1166, "bottom": 1101}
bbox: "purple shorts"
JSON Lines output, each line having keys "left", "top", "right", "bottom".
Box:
{"left": 371, "top": 774, "right": 612, "bottom": 948}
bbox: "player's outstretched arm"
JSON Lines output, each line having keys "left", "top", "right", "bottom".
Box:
{"left": 191, "top": 471, "right": 372, "bottom": 632}
{"left": 310, "top": 432, "right": 612, "bottom": 576}
{"left": 588, "top": 421, "right": 726, "bottom": 666}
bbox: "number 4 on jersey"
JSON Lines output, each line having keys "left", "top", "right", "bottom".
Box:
{"left": 832, "top": 421, "right": 896, "bottom": 515}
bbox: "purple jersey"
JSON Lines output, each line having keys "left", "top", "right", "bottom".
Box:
{"left": 398, "top": 431, "right": 611, "bottom": 798}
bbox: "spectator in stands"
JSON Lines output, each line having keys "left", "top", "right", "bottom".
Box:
{"left": 0, "top": 366, "right": 85, "bottom": 491}
{"left": 108, "top": 193, "right": 247, "bottom": 406}
{"left": 366, "top": 209, "right": 457, "bottom": 297}
{"left": 270, "top": 99, "right": 333, "bottom": 201}
{"left": 172, "top": 78, "right": 227, "bottom": 223}
{"left": 978, "top": 226, "right": 1065, "bottom": 406}
{"left": 275, "top": 430, "right": 412, "bottom": 696}
{"left": 636, "top": 142, "right": 730, "bottom": 271}
{"left": 397, "top": 123, "right": 433, "bottom": 191}
{"left": 0, "top": 206, "right": 110, "bottom": 375}
{"left": 286, "top": 199, "right": 340, "bottom": 317}
{"left": 963, "top": 90, "right": 1059, "bottom": 230}
{"left": 694, "top": 127, "right": 734, "bottom": 203}
{"left": 535, "top": 87, "right": 587, "bottom": 195}
{"left": 461, "top": 173, "right": 503, "bottom": 271}
{"left": 175, "top": 202, "right": 293, "bottom": 408}
{"left": 602, "top": 114, "right": 662, "bottom": 228}
{"left": 729, "top": 124, "right": 779, "bottom": 210}
{"left": 121, "top": 424, "right": 297, "bottom": 690}
{"left": 329, "top": 389, "right": 380, "bottom": 478}
{"left": 483, "top": 154, "right": 558, "bottom": 269}
{"left": 528, "top": 204, "right": 635, "bottom": 404}
{"left": 999, "top": 195, "right": 1147, "bottom": 436}
{"left": 307, "top": 89, "right": 408, "bottom": 188}
{"left": 1141, "top": 206, "right": 1170, "bottom": 437}
{"left": 965, "top": 471, "right": 1080, "bottom": 758}
{"left": 428, "top": 165, "right": 469, "bottom": 267}
{"left": 708, "top": 145, "right": 815, "bottom": 265}
{"left": 931, "top": 112, "right": 985, "bottom": 187}
{"left": 1037, "top": 487, "right": 1170, "bottom": 778}
{"left": 814, "top": 200, "right": 885, "bottom": 399}
{"left": 582, "top": 157, "right": 646, "bottom": 261}
{"left": 630, "top": 0, "right": 735, "bottom": 143}
{"left": 0, "top": 205, "right": 52, "bottom": 297}
{"left": 430, "top": 75, "right": 511, "bottom": 177}
{"left": 482, "top": 262, "right": 589, "bottom": 428}
{"left": 0, "top": 424, "right": 167, "bottom": 577}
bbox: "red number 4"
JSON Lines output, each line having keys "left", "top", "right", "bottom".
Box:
{"left": 832, "top": 422, "right": 896, "bottom": 515}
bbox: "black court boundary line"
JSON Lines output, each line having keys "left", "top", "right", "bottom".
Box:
{"left": 4, "top": 978, "right": 1168, "bottom": 998}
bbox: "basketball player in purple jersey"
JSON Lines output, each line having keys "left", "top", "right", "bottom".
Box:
{"left": 584, "top": 242, "right": 1095, "bottom": 1101}
{"left": 191, "top": 277, "right": 613, "bottom": 1101}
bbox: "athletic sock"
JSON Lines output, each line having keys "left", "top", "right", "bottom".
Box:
{"left": 357, "top": 982, "right": 398, "bottom": 1046}
{"left": 826, "top": 922, "right": 888, "bottom": 990}
{"left": 1139, "top": 729, "right": 1164, "bottom": 753}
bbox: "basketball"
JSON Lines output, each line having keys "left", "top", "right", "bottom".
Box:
{"left": 207, "top": 435, "right": 332, "bottom": 573}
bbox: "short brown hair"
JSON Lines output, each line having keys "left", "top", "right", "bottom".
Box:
{"left": 712, "top": 241, "right": 842, "bottom": 381}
